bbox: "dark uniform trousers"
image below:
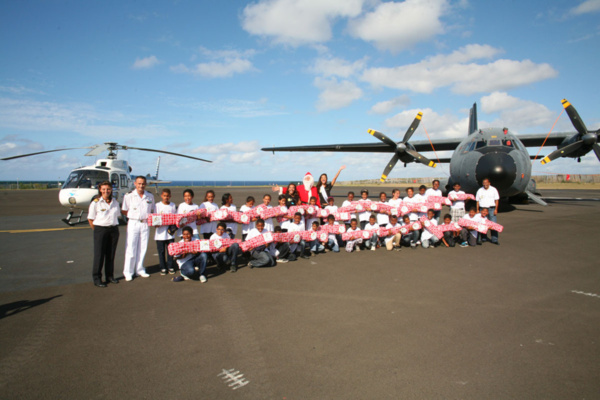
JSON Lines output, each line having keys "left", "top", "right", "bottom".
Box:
{"left": 93, "top": 226, "right": 120, "bottom": 283}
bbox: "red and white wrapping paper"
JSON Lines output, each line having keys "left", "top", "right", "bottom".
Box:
{"left": 209, "top": 208, "right": 231, "bottom": 222}
{"left": 458, "top": 218, "right": 489, "bottom": 234}
{"left": 239, "top": 231, "right": 275, "bottom": 252}
{"left": 258, "top": 206, "right": 288, "bottom": 220}
{"left": 448, "top": 193, "right": 475, "bottom": 202}
{"left": 419, "top": 216, "right": 444, "bottom": 239}
{"left": 147, "top": 213, "right": 181, "bottom": 227}
{"left": 341, "top": 229, "right": 374, "bottom": 241}
{"left": 301, "top": 230, "right": 328, "bottom": 243}
{"left": 439, "top": 222, "right": 462, "bottom": 233}
{"left": 168, "top": 238, "right": 242, "bottom": 256}
{"left": 320, "top": 224, "right": 346, "bottom": 234}
{"left": 176, "top": 210, "right": 204, "bottom": 228}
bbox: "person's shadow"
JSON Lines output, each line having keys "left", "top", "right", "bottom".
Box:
{"left": 0, "top": 295, "right": 63, "bottom": 320}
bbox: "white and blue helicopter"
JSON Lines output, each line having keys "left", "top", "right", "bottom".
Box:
{"left": 1, "top": 142, "right": 211, "bottom": 225}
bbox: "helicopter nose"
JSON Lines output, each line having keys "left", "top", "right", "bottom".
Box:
{"left": 475, "top": 152, "right": 517, "bottom": 192}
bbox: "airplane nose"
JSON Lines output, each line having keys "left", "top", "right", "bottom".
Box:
{"left": 475, "top": 152, "right": 517, "bottom": 191}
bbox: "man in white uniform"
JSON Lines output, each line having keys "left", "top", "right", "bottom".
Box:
{"left": 122, "top": 176, "right": 155, "bottom": 280}
{"left": 475, "top": 178, "right": 500, "bottom": 245}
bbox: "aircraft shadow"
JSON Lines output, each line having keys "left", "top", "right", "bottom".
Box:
{"left": 0, "top": 295, "right": 63, "bottom": 320}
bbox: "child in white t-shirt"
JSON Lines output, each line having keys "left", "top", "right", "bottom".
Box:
{"left": 154, "top": 188, "right": 177, "bottom": 275}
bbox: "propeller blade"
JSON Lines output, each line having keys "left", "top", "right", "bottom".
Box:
{"left": 405, "top": 148, "right": 437, "bottom": 168}
{"left": 368, "top": 129, "right": 397, "bottom": 147}
{"left": 123, "top": 146, "right": 212, "bottom": 163}
{"left": 380, "top": 154, "right": 400, "bottom": 182}
{"left": 561, "top": 99, "right": 588, "bottom": 136}
{"left": 1, "top": 147, "right": 92, "bottom": 161}
{"left": 401, "top": 112, "right": 423, "bottom": 143}
{"left": 540, "top": 141, "right": 585, "bottom": 164}
{"left": 592, "top": 143, "right": 600, "bottom": 162}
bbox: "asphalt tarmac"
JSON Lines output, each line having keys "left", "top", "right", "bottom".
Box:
{"left": 0, "top": 187, "right": 599, "bottom": 399}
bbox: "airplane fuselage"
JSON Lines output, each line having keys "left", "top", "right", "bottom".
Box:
{"left": 448, "top": 128, "right": 531, "bottom": 197}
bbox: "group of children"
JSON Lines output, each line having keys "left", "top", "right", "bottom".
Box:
{"left": 152, "top": 179, "right": 500, "bottom": 283}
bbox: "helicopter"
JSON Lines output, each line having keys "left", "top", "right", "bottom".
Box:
{"left": 1, "top": 142, "right": 211, "bottom": 225}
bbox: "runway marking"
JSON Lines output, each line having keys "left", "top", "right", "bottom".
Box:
{"left": 218, "top": 368, "right": 249, "bottom": 390}
{"left": 0, "top": 227, "right": 89, "bottom": 234}
{"left": 571, "top": 290, "right": 600, "bottom": 298}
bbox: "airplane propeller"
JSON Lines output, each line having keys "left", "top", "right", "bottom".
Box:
{"left": 368, "top": 112, "right": 437, "bottom": 182}
{"left": 541, "top": 99, "right": 600, "bottom": 164}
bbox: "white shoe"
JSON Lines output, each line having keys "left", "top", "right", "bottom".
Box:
{"left": 200, "top": 275, "right": 207, "bottom": 283}
{"left": 371, "top": 247, "right": 376, "bottom": 251}
{"left": 125, "top": 276, "right": 133, "bottom": 282}
{"left": 138, "top": 273, "right": 150, "bottom": 278}
{"left": 182, "top": 275, "right": 191, "bottom": 281}
{"left": 277, "top": 258, "right": 289, "bottom": 263}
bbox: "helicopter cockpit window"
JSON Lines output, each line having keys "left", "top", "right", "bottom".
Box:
{"left": 62, "top": 170, "right": 109, "bottom": 189}
{"left": 475, "top": 140, "right": 486, "bottom": 149}
{"left": 488, "top": 139, "right": 501, "bottom": 146}
{"left": 120, "top": 174, "right": 128, "bottom": 188}
{"left": 111, "top": 174, "right": 119, "bottom": 188}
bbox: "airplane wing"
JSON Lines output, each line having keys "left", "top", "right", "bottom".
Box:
{"left": 261, "top": 138, "right": 463, "bottom": 154}
{"left": 516, "top": 132, "right": 574, "bottom": 147}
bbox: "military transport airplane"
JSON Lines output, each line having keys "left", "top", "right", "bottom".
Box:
{"left": 262, "top": 99, "right": 599, "bottom": 206}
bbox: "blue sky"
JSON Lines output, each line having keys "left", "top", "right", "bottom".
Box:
{"left": 1, "top": 0, "right": 599, "bottom": 182}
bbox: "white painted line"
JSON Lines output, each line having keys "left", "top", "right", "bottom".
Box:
{"left": 218, "top": 368, "right": 249, "bottom": 390}
{"left": 66, "top": 261, "right": 74, "bottom": 264}
{"left": 571, "top": 290, "right": 600, "bottom": 298}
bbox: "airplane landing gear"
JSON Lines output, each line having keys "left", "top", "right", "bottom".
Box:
{"left": 62, "top": 210, "right": 85, "bottom": 226}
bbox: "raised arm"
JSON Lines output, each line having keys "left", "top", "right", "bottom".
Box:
{"left": 330, "top": 165, "right": 346, "bottom": 187}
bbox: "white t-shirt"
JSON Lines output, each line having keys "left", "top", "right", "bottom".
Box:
{"left": 413, "top": 193, "right": 427, "bottom": 218}
{"left": 462, "top": 213, "right": 484, "bottom": 238}
{"left": 287, "top": 221, "right": 305, "bottom": 252}
{"left": 448, "top": 190, "right": 466, "bottom": 210}
{"left": 476, "top": 186, "right": 499, "bottom": 208}
{"left": 424, "top": 188, "right": 442, "bottom": 199}
{"left": 221, "top": 204, "right": 238, "bottom": 235}
{"left": 358, "top": 199, "right": 371, "bottom": 222}
{"left": 376, "top": 201, "right": 389, "bottom": 226}
{"left": 199, "top": 201, "right": 219, "bottom": 234}
{"left": 384, "top": 222, "right": 402, "bottom": 244}
{"left": 175, "top": 238, "right": 198, "bottom": 268}
{"left": 260, "top": 204, "right": 274, "bottom": 231}
{"left": 154, "top": 201, "right": 177, "bottom": 240}
{"left": 239, "top": 204, "right": 256, "bottom": 234}
{"left": 365, "top": 222, "right": 379, "bottom": 231}
{"left": 176, "top": 202, "right": 199, "bottom": 236}
{"left": 403, "top": 196, "right": 419, "bottom": 221}
{"left": 341, "top": 200, "right": 357, "bottom": 220}
{"left": 421, "top": 218, "right": 438, "bottom": 241}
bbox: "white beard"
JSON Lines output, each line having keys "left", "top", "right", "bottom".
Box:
{"left": 303, "top": 175, "right": 314, "bottom": 192}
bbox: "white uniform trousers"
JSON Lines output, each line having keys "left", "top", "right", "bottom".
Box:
{"left": 123, "top": 219, "right": 150, "bottom": 278}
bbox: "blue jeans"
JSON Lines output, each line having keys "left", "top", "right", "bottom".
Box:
{"left": 365, "top": 233, "right": 378, "bottom": 249}
{"left": 421, "top": 236, "right": 439, "bottom": 248}
{"left": 180, "top": 253, "right": 207, "bottom": 279}
{"left": 156, "top": 239, "right": 175, "bottom": 272}
{"left": 487, "top": 207, "right": 499, "bottom": 242}
{"left": 212, "top": 243, "right": 240, "bottom": 269}
{"left": 310, "top": 240, "right": 325, "bottom": 253}
{"left": 327, "top": 238, "right": 340, "bottom": 252}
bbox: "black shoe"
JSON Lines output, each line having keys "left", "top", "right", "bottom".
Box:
{"left": 230, "top": 265, "right": 237, "bottom": 273}
{"left": 301, "top": 255, "right": 310, "bottom": 259}
{"left": 108, "top": 277, "right": 119, "bottom": 284}
{"left": 94, "top": 282, "right": 107, "bottom": 288}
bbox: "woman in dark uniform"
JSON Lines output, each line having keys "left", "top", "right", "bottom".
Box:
{"left": 316, "top": 165, "right": 346, "bottom": 205}
{"left": 88, "top": 181, "right": 121, "bottom": 287}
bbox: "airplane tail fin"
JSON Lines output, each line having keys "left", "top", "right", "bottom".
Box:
{"left": 468, "top": 103, "right": 478, "bottom": 135}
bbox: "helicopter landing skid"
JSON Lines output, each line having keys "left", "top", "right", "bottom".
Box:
{"left": 62, "top": 210, "right": 86, "bottom": 226}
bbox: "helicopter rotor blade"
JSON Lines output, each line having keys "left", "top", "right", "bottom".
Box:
{"left": 122, "top": 146, "right": 212, "bottom": 163}
{"left": 85, "top": 144, "right": 110, "bottom": 156}
{"left": 380, "top": 154, "right": 400, "bottom": 182}
{"left": 1, "top": 147, "right": 93, "bottom": 161}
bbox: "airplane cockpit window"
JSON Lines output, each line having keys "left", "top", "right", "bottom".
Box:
{"left": 111, "top": 173, "right": 119, "bottom": 188}
{"left": 488, "top": 139, "right": 502, "bottom": 146}
{"left": 120, "top": 174, "right": 128, "bottom": 188}
{"left": 502, "top": 139, "right": 514, "bottom": 147}
{"left": 62, "top": 170, "right": 109, "bottom": 189}
{"left": 467, "top": 142, "right": 476, "bottom": 152}
{"left": 475, "top": 141, "right": 486, "bottom": 149}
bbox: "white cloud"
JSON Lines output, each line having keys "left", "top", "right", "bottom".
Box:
{"left": 361, "top": 44, "right": 558, "bottom": 95}
{"left": 196, "top": 141, "right": 260, "bottom": 155}
{"left": 310, "top": 56, "right": 367, "bottom": 78}
{"left": 170, "top": 47, "right": 257, "bottom": 78}
{"left": 132, "top": 55, "right": 160, "bottom": 69}
{"left": 241, "top": 0, "right": 364, "bottom": 46}
{"left": 480, "top": 92, "right": 559, "bottom": 130}
{"left": 0, "top": 85, "right": 45, "bottom": 95}
{"left": 571, "top": 0, "right": 600, "bottom": 15}
{"left": 384, "top": 108, "right": 467, "bottom": 139}
{"left": 348, "top": 0, "right": 448, "bottom": 53}
{"left": 170, "top": 98, "right": 287, "bottom": 118}
{"left": 369, "top": 95, "right": 411, "bottom": 114}
{"left": 313, "top": 77, "right": 363, "bottom": 111}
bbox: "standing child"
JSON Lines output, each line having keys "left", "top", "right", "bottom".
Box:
{"left": 176, "top": 189, "right": 199, "bottom": 239}
{"left": 305, "top": 196, "right": 319, "bottom": 230}
{"left": 199, "top": 190, "right": 219, "bottom": 239}
{"left": 154, "top": 188, "right": 177, "bottom": 275}
{"left": 448, "top": 182, "right": 466, "bottom": 222}
{"left": 240, "top": 196, "right": 257, "bottom": 241}
{"left": 376, "top": 191, "right": 389, "bottom": 245}
{"left": 358, "top": 189, "right": 370, "bottom": 229}
{"left": 261, "top": 194, "right": 274, "bottom": 231}
{"left": 277, "top": 194, "right": 292, "bottom": 232}
{"left": 220, "top": 193, "right": 238, "bottom": 238}
{"left": 344, "top": 218, "right": 363, "bottom": 252}
{"left": 425, "top": 180, "right": 443, "bottom": 221}
{"left": 342, "top": 191, "right": 357, "bottom": 229}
